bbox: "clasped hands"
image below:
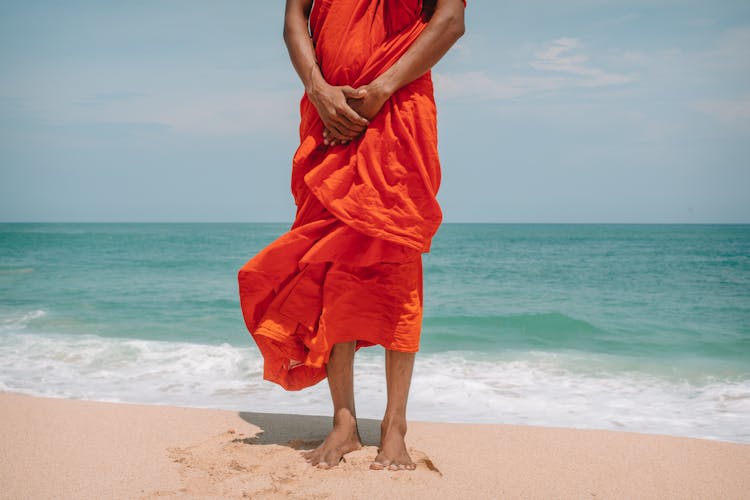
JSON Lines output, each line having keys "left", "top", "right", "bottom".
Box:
{"left": 307, "top": 81, "right": 390, "bottom": 146}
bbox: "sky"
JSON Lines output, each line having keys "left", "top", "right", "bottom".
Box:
{"left": 1, "top": 0, "right": 748, "bottom": 223}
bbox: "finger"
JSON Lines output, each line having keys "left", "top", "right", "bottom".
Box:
{"left": 341, "top": 85, "right": 366, "bottom": 99}
{"left": 340, "top": 105, "right": 369, "bottom": 127}
{"left": 332, "top": 99, "right": 368, "bottom": 129}
{"left": 332, "top": 115, "right": 366, "bottom": 137}
{"left": 330, "top": 116, "right": 362, "bottom": 138}
{"left": 323, "top": 121, "right": 343, "bottom": 138}
{"left": 326, "top": 123, "right": 349, "bottom": 142}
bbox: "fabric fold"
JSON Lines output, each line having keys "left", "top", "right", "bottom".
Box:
{"left": 238, "top": 0, "right": 459, "bottom": 390}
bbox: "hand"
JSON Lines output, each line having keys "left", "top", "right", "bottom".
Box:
{"left": 322, "top": 82, "right": 392, "bottom": 146}
{"left": 307, "top": 78, "right": 369, "bottom": 145}
{"left": 346, "top": 82, "right": 391, "bottom": 121}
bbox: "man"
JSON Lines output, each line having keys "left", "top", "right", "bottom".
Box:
{"left": 238, "top": 0, "right": 465, "bottom": 471}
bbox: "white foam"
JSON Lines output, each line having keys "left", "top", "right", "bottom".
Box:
{"left": 406, "top": 352, "right": 750, "bottom": 444}
{"left": 1, "top": 329, "right": 748, "bottom": 444}
{"left": 0, "top": 309, "right": 46, "bottom": 332}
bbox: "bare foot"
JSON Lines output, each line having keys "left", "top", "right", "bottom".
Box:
{"left": 301, "top": 414, "right": 362, "bottom": 469}
{"left": 370, "top": 417, "right": 415, "bottom": 471}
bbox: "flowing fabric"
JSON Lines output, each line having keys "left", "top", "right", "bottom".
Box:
{"left": 238, "top": 0, "right": 462, "bottom": 391}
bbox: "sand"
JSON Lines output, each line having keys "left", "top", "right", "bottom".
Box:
{"left": 1, "top": 391, "right": 748, "bottom": 499}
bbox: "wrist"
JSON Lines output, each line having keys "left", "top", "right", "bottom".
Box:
{"left": 371, "top": 74, "right": 397, "bottom": 101}
{"left": 305, "top": 62, "right": 328, "bottom": 103}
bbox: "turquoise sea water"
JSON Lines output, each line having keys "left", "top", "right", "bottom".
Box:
{"left": 1, "top": 222, "right": 748, "bottom": 443}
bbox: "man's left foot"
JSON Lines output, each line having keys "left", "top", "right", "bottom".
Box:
{"left": 370, "top": 417, "right": 415, "bottom": 471}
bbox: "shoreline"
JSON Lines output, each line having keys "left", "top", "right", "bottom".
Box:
{"left": 3, "top": 389, "right": 748, "bottom": 447}
{"left": 1, "top": 391, "right": 749, "bottom": 499}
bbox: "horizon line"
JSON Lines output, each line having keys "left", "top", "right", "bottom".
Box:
{"left": 1, "top": 220, "right": 749, "bottom": 225}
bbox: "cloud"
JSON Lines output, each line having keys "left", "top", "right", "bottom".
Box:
{"left": 8, "top": 86, "right": 301, "bottom": 138}
{"left": 73, "top": 91, "right": 147, "bottom": 108}
{"left": 433, "top": 72, "right": 541, "bottom": 100}
{"left": 693, "top": 94, "right": 750, "bottom": 125}
{"left": 699, "top": 26, "right": 750, "bottom": 76}
{"left": 595, "top": 25, "right": 750, "bottom": 134}
{"left": 127, "top": 89, "right": 300, "bottom": 136}
{"left": 529, "top": 37, "right": 634, "bottom": 86}
{"left": 606, "top": 26, "right": 750, "bottom": 81}
{"left": 435, "top": 37, "right": 634, "bottom": 101}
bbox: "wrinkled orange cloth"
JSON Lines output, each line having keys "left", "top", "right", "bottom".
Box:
{"left": 238, "top": 0, "right": 460, "bottom": 391}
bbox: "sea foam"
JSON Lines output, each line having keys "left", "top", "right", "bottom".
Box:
{"left": 1, "top": 316, "right": 748, "bottom": 445}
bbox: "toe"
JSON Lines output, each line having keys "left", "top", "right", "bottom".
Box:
{"left": 370, "top": 460, "right": 387, "bottom": 470}
{"left": 322, "top": 453, "right": 341, "bottom": 467}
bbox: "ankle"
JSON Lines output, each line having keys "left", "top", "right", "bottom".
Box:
{"left": 332, "top": 408, "right": 358, "bottom": 430}
{"left": 381, "top": 414, "right": 407, "bottom": 436}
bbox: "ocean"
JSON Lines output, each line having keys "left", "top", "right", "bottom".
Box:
{"left": 1, "top": 222, "right": 748, "bottom": 444}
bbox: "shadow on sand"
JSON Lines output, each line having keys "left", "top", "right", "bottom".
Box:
{"left": 236, "top": 411, "right": 382, "bottom": 450}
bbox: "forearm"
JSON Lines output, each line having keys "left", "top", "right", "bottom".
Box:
{"left": 283, "top": 0, "right": 368, "bottom": 142}
{"left": 282, "top": 0, "right": 326, "bottom": 94}
{"left": 372, "top": 0, "right": 465, "bottom": 97}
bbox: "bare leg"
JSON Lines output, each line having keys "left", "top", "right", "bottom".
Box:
{"left": 301, "top": 340, "right": 362, "bottom": 468}
{"left": 371, "top": 349, "right": 416, "bottom": 471}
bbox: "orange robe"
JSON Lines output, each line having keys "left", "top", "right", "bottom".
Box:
{"left": 238, "top": 0, "right": 461, "bottom": 391}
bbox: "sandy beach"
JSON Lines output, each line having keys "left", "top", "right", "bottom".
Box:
{"left": 1, "top": 391, "right": 748, "bottom": 499}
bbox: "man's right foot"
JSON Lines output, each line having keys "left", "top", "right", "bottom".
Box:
{"left": 301, "top": 414, "right": 362, "bottom": 469}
